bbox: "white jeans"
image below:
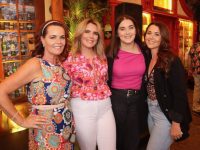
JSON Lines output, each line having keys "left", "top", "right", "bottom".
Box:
{"left": 147, "top": 99, "right": 173, "bottom": 150}
{"left": 71, "top": 97, "right": 116, "bottom": 150}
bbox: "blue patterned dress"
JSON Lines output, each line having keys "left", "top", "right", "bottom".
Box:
{"left": 27, "top": 58, "right": 74, "bottom": 150}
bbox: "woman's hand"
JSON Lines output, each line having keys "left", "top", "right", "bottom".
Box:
{"left": 170, "top": 121, "right": 183, "bottom": 140}
{"left": 20, "top": 114, "right": 48, "bottom": 129}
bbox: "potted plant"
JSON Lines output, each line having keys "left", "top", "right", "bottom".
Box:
{"left": 63, "top": 0, "right": 108, "bottom": 46}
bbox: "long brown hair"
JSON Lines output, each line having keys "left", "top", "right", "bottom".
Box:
{"left": 144, "top": 22, "right": 175, "bottom": 76}
{"left": 32, "top": 20, "right": 69, "bottom": 62}
{"left": 107, "top": 15, "right": 142, "bottom": 58}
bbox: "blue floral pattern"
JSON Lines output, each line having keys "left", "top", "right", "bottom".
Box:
{"left": 27, "top": 58, "right": 74, "bottom": 150}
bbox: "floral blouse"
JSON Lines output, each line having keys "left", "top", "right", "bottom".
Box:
{"left": 147, "top": 69, "right": 157, "bottom": 100}
{"left": 63, "top": 53, "right": 111, "bottom": 100}
{"left": 189, "top": 42, "right": 200, "bottom": 74}
{"left": 27, "top": 58, "right": 74, "bottom": 150}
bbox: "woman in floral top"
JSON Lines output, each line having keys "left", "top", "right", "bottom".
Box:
{"left": 63, "top": 18, "right": 116, "bottom": 150}
{"left": 0, "top": 20, "right": 75, "bottom": 150}
{"left": 188, "top": 42, "right": 200, "bottom": 114}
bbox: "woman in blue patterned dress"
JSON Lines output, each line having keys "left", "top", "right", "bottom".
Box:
{"left": 0, "top": 20, "right": 75, "bottom": 150}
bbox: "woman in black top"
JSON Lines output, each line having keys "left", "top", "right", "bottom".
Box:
{"left": 144, "top": 22, "right": 192, "bottom": 150}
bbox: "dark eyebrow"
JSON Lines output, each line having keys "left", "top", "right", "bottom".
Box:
{"left": 94, "top": 31, "right": 99, "bottom": 35}
{"left": 49, "top": 34, "right": 56, "bottom": 37}
{"left": 154, "top": 31, "right": 160, "bottom": 34}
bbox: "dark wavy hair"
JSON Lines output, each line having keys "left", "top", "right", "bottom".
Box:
{"left": 144, "top": 22, "right": 175, "bottom": 76}
{"left": 107, "top": 15, "right": 142, "bottom": 58}
{"left": 31, "top": 20, "right": 69, "bottom": 62}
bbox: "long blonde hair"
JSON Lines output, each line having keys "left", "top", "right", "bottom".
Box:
{"left": 71, "top": 18, "right": 105, "bottom": 58}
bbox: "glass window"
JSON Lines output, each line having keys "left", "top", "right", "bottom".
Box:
{"left": 154, "top": 0, "right": 173, "bottom": 13}
{"left": 142, "top": 12, "right": 151, "bottom": 41}
{"left": 178, "top": 19, "right": 193, "bottom": 68}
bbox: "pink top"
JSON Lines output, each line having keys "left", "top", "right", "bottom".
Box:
{"left": 63, "top": 53, "right": 111, "bottom": 100}
{"left": 111, "top": 49, "right": 145, "bottom": 90}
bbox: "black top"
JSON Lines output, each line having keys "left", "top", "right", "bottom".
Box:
{"left": 146, "top": 54, "right": 192, "bottom": 141}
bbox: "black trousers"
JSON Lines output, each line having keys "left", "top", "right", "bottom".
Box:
{"left": 111, "top": 89, "right": 141, "bottom": 150}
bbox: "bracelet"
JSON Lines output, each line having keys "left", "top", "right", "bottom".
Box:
{"left": 10, "top": 111, "right": 20, "bottom": 121}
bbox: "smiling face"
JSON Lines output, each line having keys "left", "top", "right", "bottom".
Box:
{"left": 41, "top": 25, "right": 66, "bottom": 57}
{"left": 145, "top": 24, "right": 161, "bottom": 52}
{"left": 81, "top": 23, "right": 99, "bottom": 51}
{"left": 117, "top": 19, "right": 136, "bottom": 46}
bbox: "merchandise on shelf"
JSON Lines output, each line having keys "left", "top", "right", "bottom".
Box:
{"left": 0, "top": 5, "right": 17, "bottom": 20}
{"left": 0, "top": 0, "right": 36, "bottom": 99}
{"left": 0, "top": 0, "right": 44, "bottom": 134}
{"left": 1, "top": 32, "right": 19, "bottom": 59}
{"left": 18, "top": 2, "right": 35, "bottom": 21}
{"left": 20, "top": 33, "right": 28, "bottom": 55}
{"left": 2, "top": 61, "right": 23, "bottom": 98}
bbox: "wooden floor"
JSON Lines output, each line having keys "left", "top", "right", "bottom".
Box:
{"left": 171, "top": 89, "right": 200, "bottom": 150}
{"left": 0, "top": 89, "right": 199, "bottom": 150}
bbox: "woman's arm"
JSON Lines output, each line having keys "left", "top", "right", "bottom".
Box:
{"left": 168, "top": 57, "right": 189, "bottom": 139}
{"left": 0, "top": 57, "right": 47, "bottom": 128}
{"left": 168, "top": 57, "right": 188, "bottom": 122}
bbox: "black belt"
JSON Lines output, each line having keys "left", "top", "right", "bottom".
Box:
{"left": 111, "top": 88, "right": 140, "bottom": 97}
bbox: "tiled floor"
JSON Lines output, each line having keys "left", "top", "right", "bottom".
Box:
{"left": 0, "top": 89, "right": 199, "bottom": 150}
